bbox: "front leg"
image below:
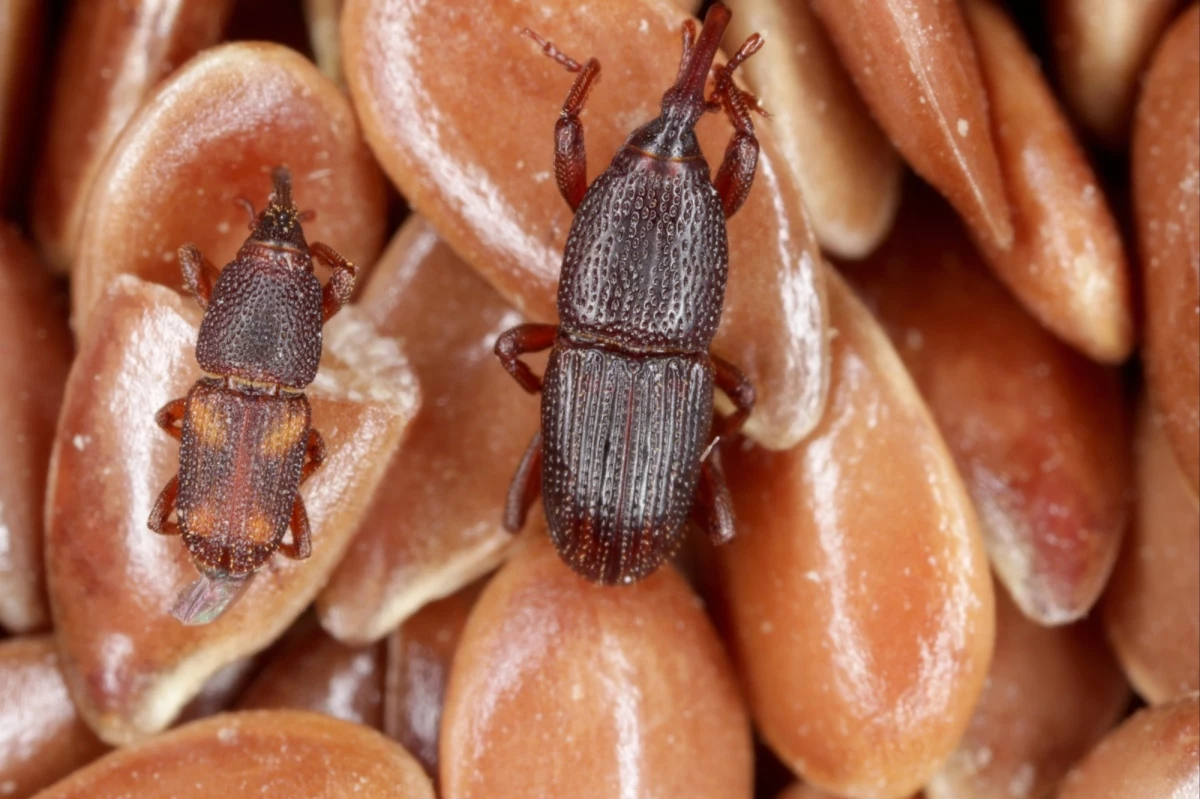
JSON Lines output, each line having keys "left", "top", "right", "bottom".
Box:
{"left": 312, "top": 241, "right": 357, "bottom": 323}
{"left": 712, "top": 355, "right": 755, "bottom": 442}
{"left": 495, "top": 323, "right": 558, "bottom": 393}
{"left": 522, "top": 29, "right": 600, "bottom": 212}
{"left": 178, "top": 245, "right": 220, "bottom": 309}
{"left": 708, "top": 33, "right": 766, "bottom": 219}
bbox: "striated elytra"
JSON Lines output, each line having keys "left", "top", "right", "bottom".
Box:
{"left": 495, "top": 2, "right": 762, "bottom": 585}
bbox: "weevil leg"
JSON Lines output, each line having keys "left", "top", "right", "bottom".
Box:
{"left": 300, "top": 428, "right": 327, "bottom": 484}
{"left": 711, "top": 355, "right": 755, "bottom": 442}
{"left": 504, "top": 430, "right": 543, "bottom": 532}
{"left": 522, "top": 28, "right": 600, "bottom": 212}
{"left": 178, "top": 244, "right": 220, "bottom": 310}
{"left": 312, "top": 241, "right": 357, "bottom": 323}
{"left": 495, "top": 323, "right": 557, "bottom": 394}
{"left": 692, "top": 449, "right": 736, "bottom": 545}
{"left": 148, "top": 475, "right": 181, "bottom": 536}
{"left": 708, "top": 33, "right": 766, "bottom": 219}
{"left": 155, "top": 397, "right": 188, "bottom": 442}
{"left": 279, "top": 496, "right": 313, "bottom": 560}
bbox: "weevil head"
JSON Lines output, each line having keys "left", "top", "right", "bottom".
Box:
{"left": 624, "top": 2, "right": 731, "bottom": 160}
{"left": 247, "top": 166, "right": 310, "bottom": 254}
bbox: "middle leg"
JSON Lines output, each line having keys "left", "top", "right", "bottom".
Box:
{"left": 711, "top": 355, "right": 756, "bottom": 442}
{"left": 495, "top": 323, "right": 557, "bottom": 393}
{"left": 691, "top": 450, "right": 735, "bottom": 545}
{"left": 504, "top": 430, "right": 543, "bottom": 533}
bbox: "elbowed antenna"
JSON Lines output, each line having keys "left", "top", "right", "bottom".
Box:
{"left": 662, "top": 2, "right": 731, "bottom": 116}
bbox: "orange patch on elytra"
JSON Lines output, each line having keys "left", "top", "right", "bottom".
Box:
{"left": 260, "top": 409, "right": 306, "bottom": 458}
{"left": 244, "top": 511, "right": 277, "bottom": 545}
{"left": 185, "top": 502, "right": 218, "bottom": 537}
{"left": 189, "top": 398, "right": 229, "bottom": 448}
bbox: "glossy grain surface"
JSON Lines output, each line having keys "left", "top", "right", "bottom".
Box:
{"left": 318, "top": 217, "right": 532, "bottom": 643}
{"left": 45, "top": 279, "right": 417, "bottom": 745}
{"left": 441, "top": 533, "right": 752, "bottom": 799}
{"left": 32, "top": 0, "right": 234, "bottom": 269}
{"left": 726, "top": 0, "right": 901, "bottom": 259}
{"left": 0, "top": 227, "right": 71, "bottom": 633}
{"left": 33, "top": 710, "right": 435, "bottom": 799}
{"left": 965, "top": 0, "right": 1133, "bottom": 363}
{"left": 0, "top": 0, "right": 43, "bottom": 211}
{"left": 846, "top": 188, "right": 1130, "bottom": 625}
{"left": 1057, "top": 695, "right": 1200, "bottom": 799}
{"left": 72, "top": 41, "right": 386, "bottom": 336}
{"left": 810, "top": 0, "right": 1011, "bottom": 252}
{"left": 237, "top": 626, "right": 384, "bottom": 727}
{"left": 343, "top": 0, "right": 829, "bottom": 449}
{"left": 715, "top": 269, "right": 995, "bottom": 799}
{"left": 1134, "top": 4, "right": 1200, "bottom": 492}
{"left": 1049, "top": 0, "right": 1183, "bottom": 148}
{"left": 0, "top": 637, "right": 107, "bottom": 799}
{"left": 384, "top": 582, "right": 481, "bottom": 776}
{"left": 1104, "top": 402, "right": 1200, "bottom": 704}
{"left": 926, "top": 584, "right": 1129, "bottom": 799}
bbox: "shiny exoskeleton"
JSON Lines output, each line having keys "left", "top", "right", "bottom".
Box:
{"left": 496, "top": 3, "right": 763, "bottom": 584}
{"left": 148, "top": 167, "right": 356, "bottom": 580}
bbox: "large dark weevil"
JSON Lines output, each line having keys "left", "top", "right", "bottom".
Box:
{"left": 148, "top": 167, "right": 356, "bottom": 609}
{"left": 496, "top": 3, "right": 763, "bottom": 584}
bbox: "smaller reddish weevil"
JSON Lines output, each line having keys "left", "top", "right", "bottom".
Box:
{"left": 148, "top": 167, "right": 355, "bottom": 617}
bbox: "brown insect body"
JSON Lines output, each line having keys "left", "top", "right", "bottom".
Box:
{"left": 496, "top": 4, "right": 763, "bottom": 584}
{"left": 148, "top": 167, "right": 356, "bottom": 585}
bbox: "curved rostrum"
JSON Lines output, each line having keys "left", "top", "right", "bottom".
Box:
{"left": 714, "top": 268, "right": 995, "bottom": 799}
{"left": 0, "top": 226, "right": 71, "bottom": 634}
{"left": 32, "top": 0, "right": 235, "bottom": 271}
{"left": 845, "top": 185, "right": 1130, "bottom": 626}
{"left": 1057, "top": 695, "right": 1200, "bottom": 799}
{"left": 1048, "top": 0, "right": 1184, "bottom": 149}
{"left": 964, "top": 0, "right": 1133, "bottom": 364}
{"left": 440, "top": 531, "right": 753, "bottom": 799}
{"left": 342, "top": 0, "right": 831, "bottom": 450}
{"left": 808, "top": 0, "right": 1012, "bottom": 254}
{"left": 723, "top": 0, "right": 902, "bottom": 259}
{"left": 317, "top": 216, "right": 534, "bottom": 643}
{"left": 1133, "top": 3, "right": 1200, "bottom": 493}
{"left": 31, "top": 711, "right": 435, "bottom": 799}
{"left": 71, "top": 41, "right": 387, "bottom": 337}
{"left": 1104, "top": 401, "right": 1200, "bottom": 704}
{"left": 925, "top": 582, "right": 1129, "bottom": 799}
{"left": 0, "top": 637, "right": 108, "bottom": 799}
{"left": 44, "top": 278, "right": 418, "bottom": 745}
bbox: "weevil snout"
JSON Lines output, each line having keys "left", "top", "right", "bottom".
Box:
{"left": 248, "top": 166, "right": 309, "bottom": 252}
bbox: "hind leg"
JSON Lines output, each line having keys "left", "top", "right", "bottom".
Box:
{"left": 504, "top": 431, "right": 544, "bottom": 532}
{"left": 148, "top": 475, "right": 181, "bottom": 536}
{"left": 692, "top": 451, "right": 735, "bottom": 546}
{"left": 279, "top": 496, "right": 313, "bottom": 560}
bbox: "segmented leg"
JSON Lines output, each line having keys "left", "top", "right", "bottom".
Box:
{"left": 312, "top": 241, "right": 357, "bottom": 322}
{"left": 155, "top": 398, "right": 187, "bottom": 442}
{"left": 178, "top": 245, "right": 220, "bottom": 310}
{"left": 495, "top": 323, "right": 558, "bottom": 393}
{"left": 523, "top": 29, "right": 600, "bottom": 212}
{"left": 504, "top": 431, "right": 543, "bottom": 532}
{"left": 148, "top": 475, "right": 181, "bottom": 536}
{"left": 708, "top": 33, "right": 766, "bottom": 218}
{"left": 692, "top": 451, "right": 735, "bottom": 545}
{"left": 300, "top": 428, "right": 326, "bottom": 484}
{"left": 279, "top": 496, "right": 313, "bottom": 560}
{"left": 711, "top": 355, "right": 755, "bottom": 441}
